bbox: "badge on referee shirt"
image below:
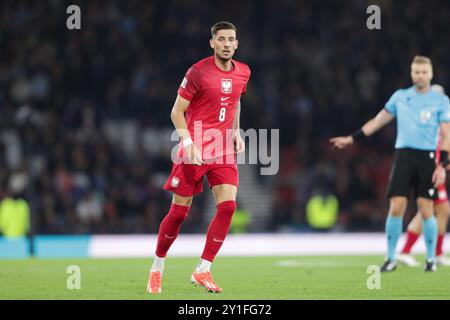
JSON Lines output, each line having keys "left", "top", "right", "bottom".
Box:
{"left": 420, "top": 110, "right": 432, "bottom": 123}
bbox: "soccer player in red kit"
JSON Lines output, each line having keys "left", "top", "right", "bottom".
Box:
{"left": 147, "top": 21, "right": 251, "bottom": 294}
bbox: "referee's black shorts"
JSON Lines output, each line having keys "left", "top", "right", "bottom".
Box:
{"left": 387, "top": 148, "right": 438, "bottom": 200}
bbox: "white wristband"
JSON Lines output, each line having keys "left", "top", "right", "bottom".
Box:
{"left": 182, "top": 137, "right": 193, "bottom": 148}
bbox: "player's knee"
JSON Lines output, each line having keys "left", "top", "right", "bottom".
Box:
{"left": 416, "top": 199, "right": 434, "bottom": 219}
{"left": 419, "top": 211, "right": 433, "bottom": 220}
{"left": 418, "top": 207, "right": 433, "bottom": 219}
{"left": 172, "top": 194, "right": 193, "bottom": 207}
{"left": 389, "top": 201, "right": 406, "bottom": 216}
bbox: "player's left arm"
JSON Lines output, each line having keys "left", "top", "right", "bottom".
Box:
{"left": 233, "top": 99, "right": 245, "bottom": 153}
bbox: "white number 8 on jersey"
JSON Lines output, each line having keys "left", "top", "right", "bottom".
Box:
{"left": 219, "top": 107, "right": 226, "bottom": 122}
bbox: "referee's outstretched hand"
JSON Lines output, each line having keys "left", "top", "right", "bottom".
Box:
{"left": 329, "top": 136, "right": 354, "bottom": 149}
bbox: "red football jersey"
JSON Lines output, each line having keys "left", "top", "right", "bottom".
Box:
{"left": 177, "top": 56, "right": 251, "bottom": 161}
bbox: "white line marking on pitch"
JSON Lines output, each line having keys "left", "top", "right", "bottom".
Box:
{"left": 276, "top": 260, "right": 367, "bottom": 268}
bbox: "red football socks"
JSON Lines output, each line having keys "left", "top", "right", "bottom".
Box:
{"left": 201, "top": 200, "right": 237, "bottom": 262}
{"left": 436, "top": 234, "right": 444, "bottom": 257}
{"left": 155, "top": 203, "right": 190, "bottom": 258}
{"left": 401, "top": 230, "right": 420, "bottom": 254}
{"left": 401, "top": 231, "right": 445, "bottom": 256}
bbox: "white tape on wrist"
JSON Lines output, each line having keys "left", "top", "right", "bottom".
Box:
{"left": 182, "top": 137, "right": 193, "bottom": 148}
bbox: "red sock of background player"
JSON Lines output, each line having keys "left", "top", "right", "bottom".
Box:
{"left": 436, "top": 234, "right": 444, "bottom": 257}
{"left": 151, "top": 203, "right": 190, "bottom": 272}
{"left": 401, "top": 230, "right": 420, "bottom": 254}
{"left": 197, "top": 200, "right": 236, "bottom": 272}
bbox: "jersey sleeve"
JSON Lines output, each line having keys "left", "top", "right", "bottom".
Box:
{"left": 177, "top": 66, "right": 201, "bottom": 101}
{"left": 241, "top": 66, "right": 251, "bottom": 95}
{"left": 438, "top": 95, "right": 450, "bottom": 123}
{"left": 241, "top": 82, "right": 248, "bottom": 95}
{"left": 384, "top": 90, "right": 399, "bottom": 116}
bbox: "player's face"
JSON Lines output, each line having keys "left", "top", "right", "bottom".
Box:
{"left": 210, "top": 29, "right": 238, "bottom": 61}
{"left": 411, "top": 63, "right": 433, "bottom": 89}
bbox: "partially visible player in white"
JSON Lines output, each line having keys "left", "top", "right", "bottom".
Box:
{"left": 397, "top": 84, "right": 450, "bottom": 267}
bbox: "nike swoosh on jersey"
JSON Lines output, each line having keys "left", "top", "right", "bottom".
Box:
{"left": 220, "top": 97, "right": 230, "bottom": 101}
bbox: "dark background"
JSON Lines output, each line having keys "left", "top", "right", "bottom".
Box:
{"left": 0, "top": 0, "right": 449, "bottom": 234}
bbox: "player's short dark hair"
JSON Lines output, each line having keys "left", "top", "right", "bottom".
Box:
{"left": 211, "top": 21, "right": 237, "bottom": 38}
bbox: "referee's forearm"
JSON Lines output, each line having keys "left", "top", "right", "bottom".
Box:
{"left": 359, "top": 110, "right": 393, "bottom": 137}
{"left": 360, "top": 118, "right": 379, "bottom": 137}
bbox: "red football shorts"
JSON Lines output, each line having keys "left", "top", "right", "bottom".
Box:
{"left": 164, "top": 155, "right": 239, "bottom": 197}
{"left": 434, "top": 184, "right": 449, "bottom": 205}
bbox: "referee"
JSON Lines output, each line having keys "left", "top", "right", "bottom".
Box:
{"left": 330, "top": 56, "right": 450, "bottom": 272}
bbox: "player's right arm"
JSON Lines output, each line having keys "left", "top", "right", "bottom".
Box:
{"left": 171, "top": 95, "right": 204, "bottom": 165}
{"left": 329, "top": 109, "right": 394, "bottom": 149}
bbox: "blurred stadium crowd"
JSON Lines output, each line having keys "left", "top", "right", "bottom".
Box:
{"left": 0, "top": 0, "right": 449, "bottom": 235}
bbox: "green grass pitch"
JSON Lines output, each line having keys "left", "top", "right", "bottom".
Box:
{"left": 1, "top": 256, "right": 449, "bottom": 300}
